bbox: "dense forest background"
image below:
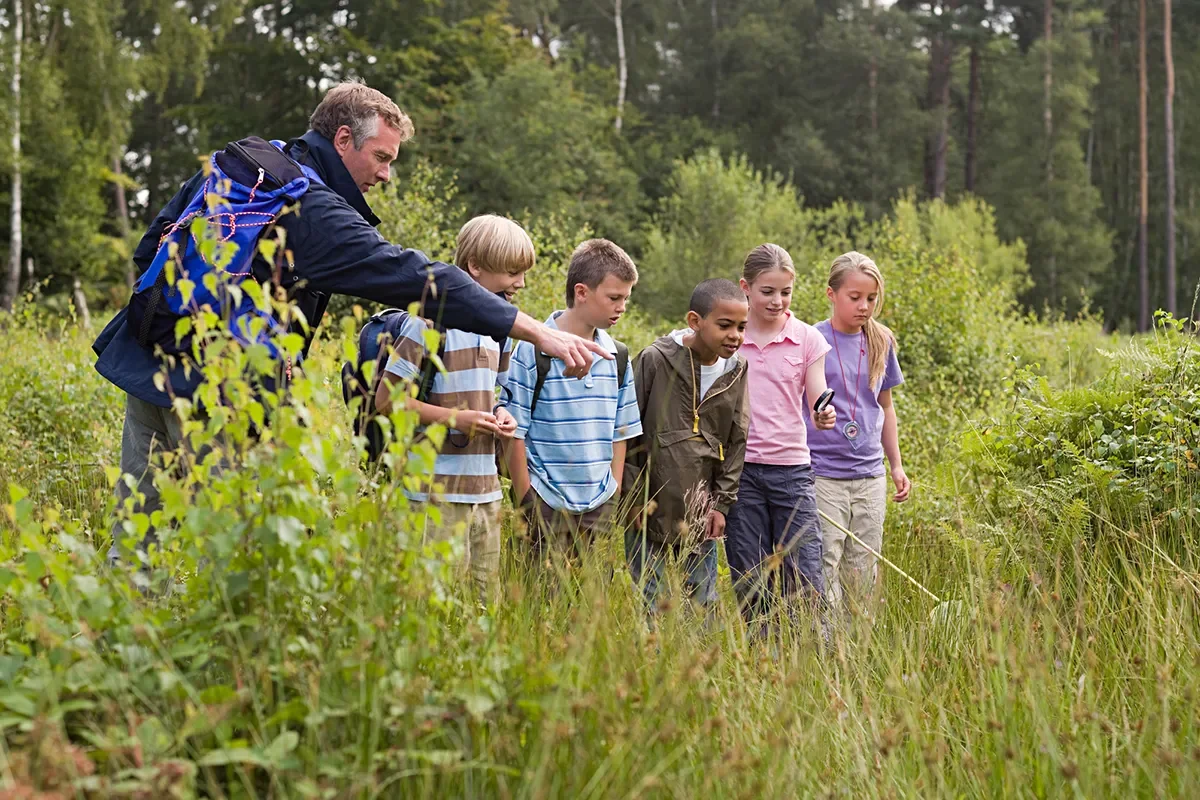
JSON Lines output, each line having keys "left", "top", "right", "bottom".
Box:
{"left": 0, "top": 0, "right": 1196, "bottom": 330}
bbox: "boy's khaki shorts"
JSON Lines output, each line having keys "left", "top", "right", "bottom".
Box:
{"left": 418, "top": 500, "right": 503, "bottom": 598}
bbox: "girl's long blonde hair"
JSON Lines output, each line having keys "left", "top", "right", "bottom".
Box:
{"left": 828, "top": 251, "right": 895, "bottom": 390}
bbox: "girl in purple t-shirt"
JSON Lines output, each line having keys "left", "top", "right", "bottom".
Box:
{"left": 806, "top": 251, "right": 911, "bottom": 619}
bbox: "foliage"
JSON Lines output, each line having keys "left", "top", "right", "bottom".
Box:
{"left": 638, "top": 149, "right": 818, "bottom": 318}
{"left": 973, "top": 29, "right": 1112, "bottom": 314}
{"left": 4, "top": 2, "right": 1200, "bottom": 789}
{"left": 961, "top": 314, "right": 1200, "bottom": 541}
{"left": 4, "top": 0, "right": 1200, "bottom": 326}
{"left": 436, "top": 58, "right": 645, "bottom": 247}
{"left": 0, "top": 296, "right": 122, "bottom": 540}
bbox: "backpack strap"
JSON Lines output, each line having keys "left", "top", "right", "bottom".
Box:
{"left": 415, "top": 325, "right": 448, "bottom": 402}
{"left": 615, "top": 341, "right": 629, "bottom": 390}
{"left": 529, "top": 350, "right": 553, "bottom": 420}
{"left": 527, "top": 339, "right": 629, "bottom": 419}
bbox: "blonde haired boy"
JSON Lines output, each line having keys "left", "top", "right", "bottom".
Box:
{"left": 376, "top": 214, "right": 535, "bottom": 600}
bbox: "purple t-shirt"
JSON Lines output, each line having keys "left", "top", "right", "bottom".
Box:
{"left": 806, "top": 319, "right": 904, "bottom": 479}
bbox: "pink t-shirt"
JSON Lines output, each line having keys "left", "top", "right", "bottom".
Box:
{"left": 741, "top": 313, "right": 832, "bottom": 466}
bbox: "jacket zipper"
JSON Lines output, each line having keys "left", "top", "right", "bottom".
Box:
{"left": 690, "top": 361, "right": 745, "bottom": 462}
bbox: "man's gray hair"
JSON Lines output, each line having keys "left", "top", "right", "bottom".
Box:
{"left": 309, "top": 81, "right": 414, "bottom": 148}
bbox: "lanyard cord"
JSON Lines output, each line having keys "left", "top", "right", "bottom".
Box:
{"left": 832, "top": 328, "right": 865, "bottom": 422}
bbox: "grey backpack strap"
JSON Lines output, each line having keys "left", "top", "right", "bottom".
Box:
{"left": 615, "top": 341, "right": 629, "bottom": 387}
{"left": 529, "top": 340, "right": 627, "bottom": 418}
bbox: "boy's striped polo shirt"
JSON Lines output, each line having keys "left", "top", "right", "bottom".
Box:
{"left": 384, "top": 317, "right": 510, "bottom": 504}
{"left": 502, "top": 311, "right": 641, "bottom": 513}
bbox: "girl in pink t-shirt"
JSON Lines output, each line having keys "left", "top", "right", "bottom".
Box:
{"left": 725, "top": 243, "right": 837, "bottom": 626}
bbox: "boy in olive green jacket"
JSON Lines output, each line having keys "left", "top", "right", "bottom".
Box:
{"left": 623, "top": 279, "right": 750, "bottom": 615}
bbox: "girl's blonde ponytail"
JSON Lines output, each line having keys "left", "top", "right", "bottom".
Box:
{"left": 828, "top": 251, "right": 895, "bottom": 390}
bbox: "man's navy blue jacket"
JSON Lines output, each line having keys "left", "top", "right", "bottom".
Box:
{"left": 93, "top": 130, "right": 518, "bottom": 408}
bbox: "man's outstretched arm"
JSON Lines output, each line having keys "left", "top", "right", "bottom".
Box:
{"left": 284, "top": 188, "right": 609, "bottom": 377}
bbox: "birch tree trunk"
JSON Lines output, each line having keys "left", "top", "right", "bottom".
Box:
{"left": 2, "top": 0, "right": 23, "bottom": 313}
{"left": 73, "top": 278, "right": 91, "bottom": 328}
{"left": 614, "top": 0, "right": 627, "bottom": 133}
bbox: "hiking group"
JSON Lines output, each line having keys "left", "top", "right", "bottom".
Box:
{"left": 98, "top": 80, "right": 911, "bottom": 628}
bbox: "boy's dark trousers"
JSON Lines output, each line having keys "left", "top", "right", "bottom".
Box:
{"left": 625, "top": 530, "right": 718, "bottom": 616}
{"left": 517, "top": 488, "right": 615, "bottom": 566}
{"left": 723, "top": 462, "right": 824, "bottom": 623}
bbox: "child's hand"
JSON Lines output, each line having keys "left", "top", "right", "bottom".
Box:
{"left": 494, "top": 407, "right": 518, "bottom": 439}
{"left": 890, "top": 466, "right": 911, "bottom": 503}
{"left": 453, "top": 409, "right": 502, "bottom": 438}
{"left": 704, "top": 509, "right": 727, "bottom": 540}
{"left": 813, "top": 405, "right": 837, "bottom": 431}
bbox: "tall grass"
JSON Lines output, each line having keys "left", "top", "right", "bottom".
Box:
{"left": 1, "top": 303, "right": 1197, "bottom": 798}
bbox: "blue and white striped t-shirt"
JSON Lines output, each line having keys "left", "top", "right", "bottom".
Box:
{"left": 384, "top": 317, "right": 511, "bottom": 505}
{"left": 502, "top": 312, "right": 642, "bottom": 513}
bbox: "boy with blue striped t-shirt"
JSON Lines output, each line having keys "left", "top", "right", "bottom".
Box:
{"left": 375, "top": 215, "right": 535, "bottom": 600}
{"left": 503, "top": 239, "right": 642, "bottom": 563}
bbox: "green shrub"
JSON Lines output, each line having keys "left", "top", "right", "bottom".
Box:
{"left": 638, "top": 149, "right": 860, "bottom": 319}
{"left": 960, "top": 317, "right": 1199, "bottom": 543}
{"left": 0, "top": 302, "right": 121, "bottom": 540}
{"left": 439, "top": 58, "right": 645, "bottom": 247}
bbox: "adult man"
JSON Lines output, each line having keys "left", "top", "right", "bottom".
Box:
{"left": 95, "top": 81, "right": 607, "bottom": 562}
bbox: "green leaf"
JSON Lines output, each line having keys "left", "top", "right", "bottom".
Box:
{"left": 0, "top": 691, "right": 37, "bottom": 718}
{"left": 399, "top": 749, "right": 463, "bottom": 766}
{"left": 22, "top": 552, "right": 45, "bottom": 582}
{"left": 175, "top": 316, "right": 194, "bottom": 344}
{"left": 263, "top": 730, "right": 300, "bottom": 764}
{"left": 178, "top": 279, "right": 196, "bottom": 307}
{"left": 275, "top": 516, "right": 305, "bottom": 548}
{"left": 258, "top": 238, "right": 278, "bottom": 264}
{"left": 72, "top": 575, "right": 101, "bottom": 597}
{"left": 198, "top": 685, "right": 237, "bottom": 705}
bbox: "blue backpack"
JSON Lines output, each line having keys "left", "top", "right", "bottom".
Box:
{"left": 128, "top": 136, "right": 322, "bottom": 357}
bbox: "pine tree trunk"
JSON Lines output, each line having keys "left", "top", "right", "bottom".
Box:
{"left": 614, "top": 0, "right": 627, "bottom": 134}
{"left": 1045, "top": 0, "right": 1057, "bottom": 306}
{"left": 868, "top": 0, "right": 879, "bottom": 133}
{"left": 869, "top": 57, "right": 878, "bottom": 133}
{"left": 2, "top": 0, "right": 23, "bottom": 313}
{"left": 924, "top": 34, "right": 952, "bottom": 199}
{"left": 1163, "top": 0, "right": 1176, "bottom": 317}
{"left": 1138, "top": 0, "right": 1150, "bottom": 331}
{"left": 710, "top": 0, "right": 721, "bottom": 121}
{"left": 965, "top": 44, "right": 980, "bottom": 193}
